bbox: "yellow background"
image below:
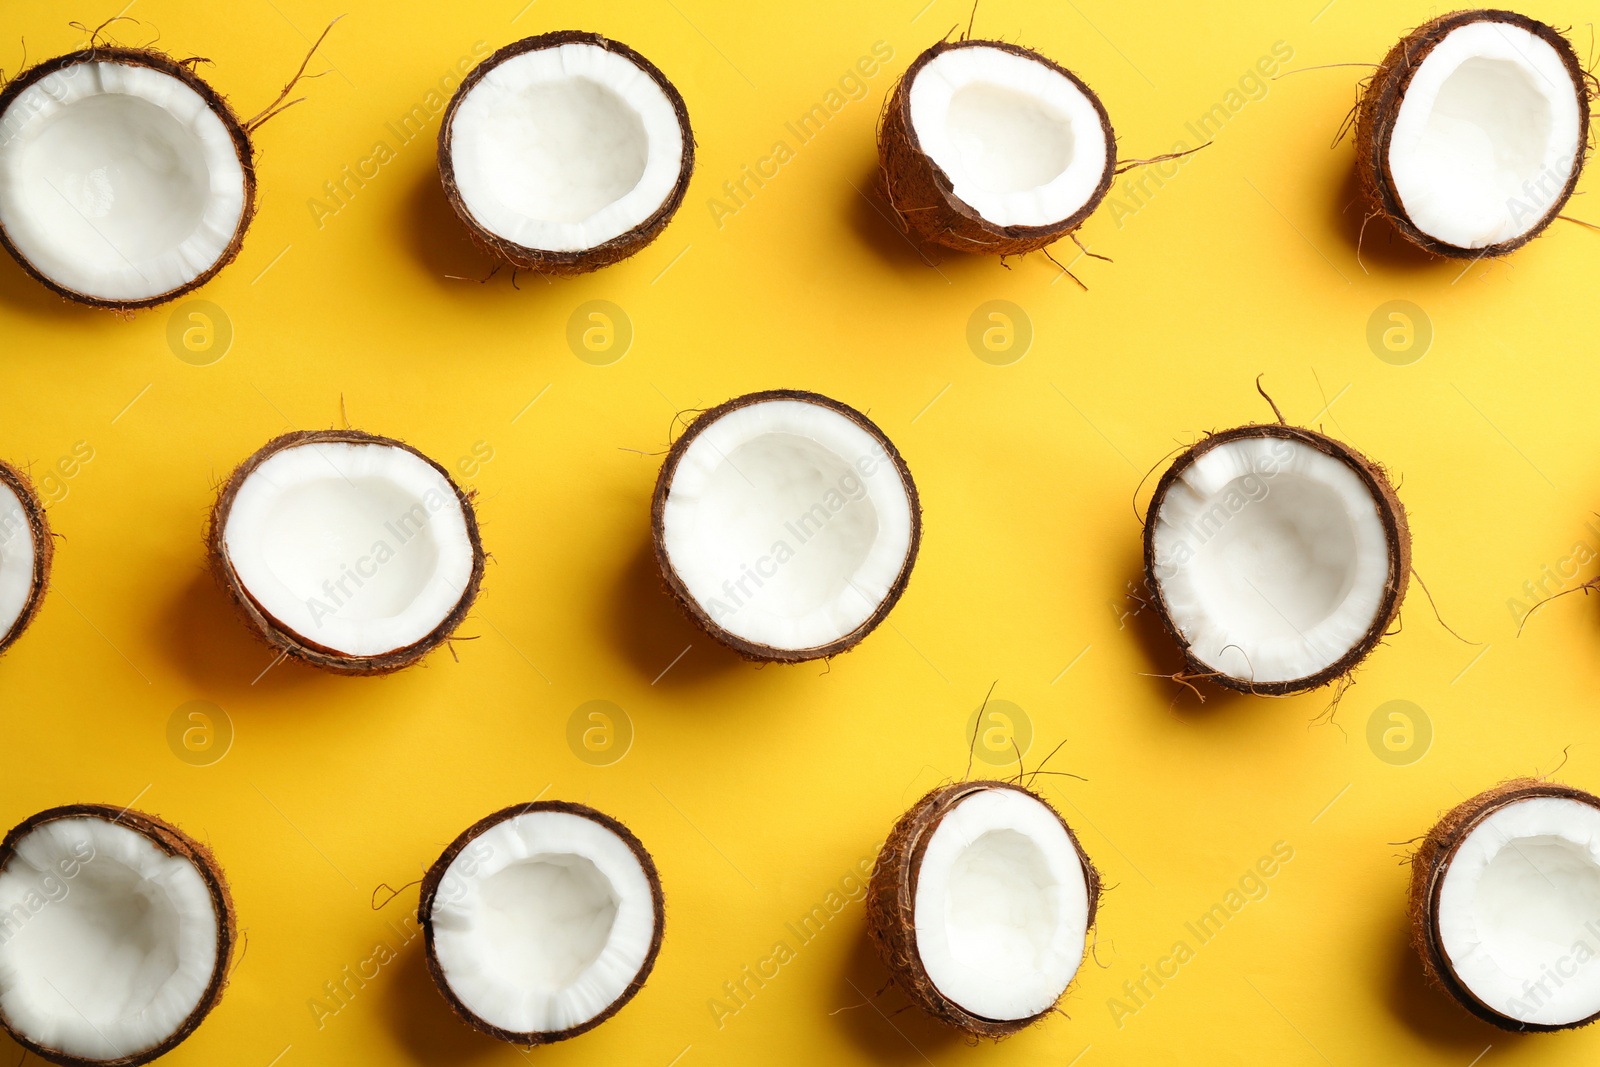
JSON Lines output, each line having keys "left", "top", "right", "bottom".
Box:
{"left": 4, "top": 0, "right": 1599, "bottom": 1063}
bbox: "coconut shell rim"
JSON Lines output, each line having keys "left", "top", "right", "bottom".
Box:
{"left": 0, "top": 803, "right": 237, "bottom": 1067}
{"left": 0, "top": 459, "right": 53, "bottom": 657}
{"left": 0, "top": 45, "right": 258, "bottom": 310}
{"left": 1140, "top": 422, "right": 1412, "bottom": 696}
{"left": 1354, "top": 9, "right": 1591, "bottom": 259}
{"left": 649, "top": 388, "right": 923, "bottom": 663}
{"left": 436, "top": 30, "right": 696, "bottom": 275}
{"left": 207, "top": 428, "right": 487, "bottom": 675}
{"left": 417, "top": 799, "right": 666, "bottom": 1045}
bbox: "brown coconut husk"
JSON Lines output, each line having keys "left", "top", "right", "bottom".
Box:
{"left": 865, "top": 780, "right": 1101, "bottom": 1037}
{"left": 418, "top": 800, "right": 666, "bottom": 1044}
{"left": 1408, "top": 779, "right": 1600, "bottom": 1031}
{"left": 650, "top": 389, "right": 922, "bottom": 663}
{"left": 0, "top": 46, "right": 257, "bottom": 310}
{"left": 0, "top": 803, "right": 238, "bottom": 1066}
{"left": 1142, "top": 423, "right": 1411, "bottom": 696}
{"left": 1355, "top": 10, "right": 1591, "bottom": 258}
{"left": 438, "top": 31, "right": 695, "bottom": 276}
{"left": 0, "top": 458, "right": 52, "bottom": 656}
{"left": 207, "top": 429, "right": 486, "bottom": 675}
{"left": 878, "top": 39, "right": 1117, "bottom": 256}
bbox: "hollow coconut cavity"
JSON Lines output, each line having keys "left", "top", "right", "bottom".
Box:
{"left": 209, "top": 429, "right": 485, "bottom": 674}
{"left": 651, "top": 389, "right": 921, "bottom": 662}
{"left": 0, "top": 805, "right": 235, "bottom": 1066}
{"left": 1142, "top": 424, "right": 1410, "bottom": 695}
{"left": 1356, "top": 10, "right": 1590, "bottom": 258}
{"left": 1410, "top": 780, "right": 1600, "bottom": 1031}
{"left": 879, "top": 39, "right": 1116, "bottom": 255}
{"left": 866, "top": 781, "right": 1099, "bottom": 1036}
{"left": 439, "top": 31, "right": 694, "bottom": 275}
{"left": 419, "top": 801, "right": 664, "bottom": 1044}
{"left": 0, "top": 460, "right": 51, "bottom": 658}
{"left": 0, "top": 47, "right": 255, "bottom": 308}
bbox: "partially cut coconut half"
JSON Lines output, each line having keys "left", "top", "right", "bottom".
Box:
{"left": 651, "top": 389, "right": 921, "bottom": 662}
{"left": 0, "top": 47, "right": 256, "bottom": 308}
{"left": 0, "top": 460, "right": 51, "bottom": 657}
{"left": 867, "top": 781, "right": 1099, "bottom": 1036}
{"left": 1410, "top": 780, "right": 1600, "bottom": 1031}
{"left": 209, "top": 429, "right": 485, "bottom": 674}
{"left": 1143, "top": 424, "right": 1410, "bottom": 695}
{"left": 419, "top": 801, "right": 664, "bottom": 1044}
{"left": 1356, "top": 10, "right": 1590, "bottom": 257}
{"left": 0, "top": 805, "right": 235, "bottom": 1066}
{"left": 880, "top": 39, "right": 1116, "bottom": 255}
{"left": 439, "top": 31, "right": 694, "bottom": 275}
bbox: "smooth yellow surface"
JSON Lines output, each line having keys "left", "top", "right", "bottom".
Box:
{"left": 3, "top": 0, "right": 1599, "bottom": 1063}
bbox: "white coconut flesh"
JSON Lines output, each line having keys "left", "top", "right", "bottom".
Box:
{"left": 221, "top": 442, "right": 475, "bottom": 658}
{"left": 0, "top": 816, "right": 219, "bottom": 1062}
{"left": 1388, "top": 20, "right": 1581, "bottom": 249}
{"left": 661, "top": 399, "right": 915, "bottom": 652}
{"left": 913, "top": 788, "right": 1089, "bottom": 1020}
{"left": 1150, "top": 436, "right": 1391, "bottom": 685}
{"left": 1436, "top": 797, "right": 1600, "bottom": 1026}
{"left": 0, "top": 480, "right": 37, "bottom": 644}
{"left": 0, "top": 61, "right": 246, "bottom": 302}
{"left": 429, "top": 811, "right": 656, "bottom": 1035}
{"left": 448, "top": 42, "right": 684, "bottom": 253}
{"left": 908, "top": 45, "right": 1109, "bottom": 228}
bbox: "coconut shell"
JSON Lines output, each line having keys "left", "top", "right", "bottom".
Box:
{"left": 207, "top": 429, "right": 486, "bottom": 675}
{"left": 0, "top": 459, "right": 52, "bottom": 656}
{"left": 0, "top": 804, "right": 237, "bottom": 1067}
{"left": 1355, "top": 10, "right": 1590, "bottom": 258}
{"left": 437, "top": 31, "right": 695, "bottom": 276}
{"left": 0, "top": 46, "right": 257, "bottom": 310}
{"left": 650, "top": 388, "right": 922, "bottom": 663}
{"left": 1141, "top": 423, "right": 1411, "bottom": 696}
{"left": 865, "top": 780, "right": 1101, "bottom": 1037}
{"left": 417, "top": 800, "right": 666, "bottom": 1044}
{"left": 1408, "top": 778, "right": 1600, "bottom": 1031}
{"left": 878, "top": 39, "right": 1116, "bottom": 256}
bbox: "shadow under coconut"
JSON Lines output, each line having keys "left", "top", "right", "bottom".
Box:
{"left": 401, "top": 169, "right": 521, "bottom": 296}
{"left": 1326, "top": 162, "right": 1449, "bottom": 274}
{"left": 832, "top": 916, "right": 967, "bottom": 1061}
{"left": 1379, "top": 911, "right": 1516, "bottom": 1053}
{"left": 0, "top": 251, "right": 121, "bottom": 323}
{"left": 842, "top": 158, "right": 993, "bottom": 284}
{"left": 604, "top": 538, "right": 746, "bottom": 688}
{"left": 153, "top": 565, "right": 326, "bottom": 697}
{"left": 385, "top": 936, "right": 505, "bottom": 1065}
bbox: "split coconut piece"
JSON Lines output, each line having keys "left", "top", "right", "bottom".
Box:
{"left": 1143, "top": 424, "right": 1410, "bottom": 695}
{"left": 0, "top": 47, "right": 256, "bottom": 308}
{"left": 1356, "top": 10, "right": 1590, "bottom": 257}
{"left": 0, "top": 805, "right": 235, "bottom": 1066}
{"left": 651, "top": 389, "right": 920, "bottom": 662}
{"left": 1410, "top": 780, "right": 1600, "bottom": 1031}
{"left": 0, "top": 460, "right": 51, "bottom": 657}
{"left": 439, "top": 31, "right": 694, "bottom": 275}
{"left": 419, "top": 801, "right": 664, "bottom": 1044}
{"left": 867, "top": 781, "right": 1099, "bottom": 1035}
{"left": 209, "top": 429, "right": 485, "bottom": 674}
{"left": 880, "top": 39, "right": 1116, "bottom": 255}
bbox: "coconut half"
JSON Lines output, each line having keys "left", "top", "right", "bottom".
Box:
{"left": 419, "top": 801, "right": 664, "bottom": 1044}
{"left": 1410, "top": 780, "right": 1600, "bottom": 1031}
{"left": 1142, "top": 424, "right": 1410, "bottom": 695}
{"left": 867, "top": 781, "right": 1099, "bottom": 1036}
{"left": 651, "top": 389, "right": 921, "bottom": 662}
{"left": 0, "top": 805, "right": 235, "bottom": 1066}
{"left": 1356, "top": 10, "right": 1590, "bottom": 257}
{"left": 879, "top": 39, "right": 1116, "bottom": 255}
{"left": 439, "top": 31, "right": 694, "bottom": 275}
{"left": 0, "top": 460, "right": 51, "bottom": 658}
{"left": 0, "top": 47, "right": 255, "bottom": 308}
{"left": 209, "top": 429, "right": 485, "bottom": 674}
